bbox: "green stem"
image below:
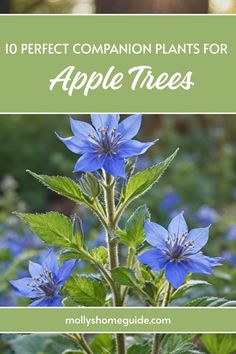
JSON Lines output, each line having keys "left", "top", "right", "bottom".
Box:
{"left": 103, "top": 171, "right": 125, "bottom": 354}
{"left": 121, "top": 248, "right": 135, "bottom": 305}
{"left": 64, "top": 334, "right": 94, "bottom": 354}
{"left": 74, "top": 246, "right": 116, "bottom": 297}
{"left": 151, "top": 334, "right": 162, "bottom": 354}
{"left": 79, "top": 334, "right": 94, "bottom": 354}
{"left": 152, "top": 282, "right": 172, "bottom": 354}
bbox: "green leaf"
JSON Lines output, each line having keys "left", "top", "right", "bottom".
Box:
{"left": 120, "top": 149, "right": 178, "bottom": 205}
{"left": 90, "top": 334, "right": 115, "bottom": 354}
{"left": 120, "top": 205, "right": 150, "bottom": 248}
{"left": 66, "top": 275, "right": 107, "bottom": 306}
{"left": 162, "top": 334, "right": 204, "bottom": 354}
{"left": 90, "top": 246, "right": 108, "bottom": 266}
{"left": 78, "top": 172, "right": 101, "bottom": 199}
{"left": 186, "top": 296, "right": 236, "bottom": 307}
{"left": 127, "top": 344, "right": 151, "bottom": 354}
{"left": 9, "top": 334, "right": 75, "bottom": 354}
{"left": 171, "top": 280, "right": 210, "bottom": 301}
{"left": 201, "top": 334, "right": 236, "bottom": 354}
{"left": 27, "top": 170, "right": 93, "bottom": 207}
{"left": 15, "top": 212, "right": 72, "bottom": 247}
{"left": 62, "top": 297, "right": 79, "bottom": 307}
{"left": 111, "top": 267, "right": 138, "bottom": 287}
{"left": 142, "top": 281, "right": 157, "bottom": 300}
{"left": 60, "top": 250, "right": 90, "bottom": 263}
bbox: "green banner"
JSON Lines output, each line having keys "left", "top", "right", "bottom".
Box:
{"left": 0, "top": 308, "right": 236, "bottom": 333}
{"left": 0, "top": 15, "right": 235, "bottom": 113}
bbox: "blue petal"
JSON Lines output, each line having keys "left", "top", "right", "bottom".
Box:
{"left": 185, "top": 226, "right": 210, "bottom": 253}
{"left": 73, "top": 153, "right": 105, "bottom": 173}
{"left": 43, "top": 250, "right": 59, "bottom": 276}
{"left": 91, "top": 114, "right": 120, "bottom": 131}
{"left": 118, "top": 140, "right": 155, "bottom": 158}
{"left": 205, "top": 256, "right": 223, "bottom": 266}
{"left": 69, "top": 117, "right": 96, "bottom": 138}
{"left": 9, "top": 278, "right": 43, "bottom": 298}
{"left": 56, "top": 133, "right": 89, "bottom": 154}
{"left": 144, "top": 220, "right": 168, "bottom": 248}
{"left": 29, "top": 295, "right": 62, "bottom": 307}
{"left": 138, "top": 249, "right": 168, "bottom": 271}
{"left": 165, "top": 262, "right": 187, "bottom": 288}
{"left": 103, "top": 157, "right": 126, "bottom": 178}
{"left": 57, "top": 259, "right": 77, "bottom": 285}
{"left": 168, "top": 212, "right": 188, "bottom": 239}
{"left": 28, "top": 261, "right": 43, "bottom": 278}
{"left": 184, "top": 253, "right": 221, "bottom": 275}
{"left": 117, "top": 114, "right": 142, "bottom": 141}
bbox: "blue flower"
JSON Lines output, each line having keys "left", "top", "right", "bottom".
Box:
{"left": 10, "top": 250, "right": 76, "bottom": 307}
{"left": 138, "top": 212, "right": 222, "bottom": 289}
{"left": 225, "top": 225, "right": 236, "bottom": 240}
{"left": 0, "top": 291, "right": 17, "bottom": 307}
{"left": 1, "top": 230, "right": 43, "bottom": 257}
{"left": 56, "top": 114, "right": 156, "bottom": 178}
{"left": 194, "top": 205, "right": 219, "bottom": 226}
{"left": 160, "top": 191, "right": 181, "bottom": 211}
{"left": 221, "top": 250, "right": 236, "bottom": 266}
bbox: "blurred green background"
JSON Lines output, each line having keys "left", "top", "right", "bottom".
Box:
{"left": 0, "top": 115, "right": 235, "bottom": 212}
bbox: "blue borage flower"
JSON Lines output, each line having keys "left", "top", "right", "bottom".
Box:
{"left": 194, "top": 205, "right": 219, "bottom": 226}
{"left": 56, "top": 114, "right": 156, "bottom": 178}
{"left": 138, "top": 212, "right": 222, "bottom": 289}
{"left": 10, "top": 250, "right": 76, "bottom": 307}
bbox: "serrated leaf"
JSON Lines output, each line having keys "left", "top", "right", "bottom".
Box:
{"left": 66, "top": 275, "right": 107, "bottom": 306}
{"left": 27, "top": 170, "right": 93, "bottom": 207}
{"left": 111, "top": 267, "right": 138, "bottom": 288}
{"left": 120, "top": 205, "right": 150, "bottom": 248}
{"left": 121, "top": 149, "right": 178, "bottom": 205}
{"left": 162, "top": 334, "right": 203, "bottom": 354}
{"left": 15, "top": 212, "right": 72, "bottom": 247}
{"left": 186, "top": 296, "right": 236, "bottom": 307}
{"left": 201, "top": 334, "right": 236, "bottom": 354}
{"left": 127, "top": 344, "right": 151, "bottom": 354}
{"left": 90, "top": 334, "right": 115, "bottom": 354}
{"left": 171, "top": 280, "right": 210, "bottom": 301}
{"left": 90, "top": 246, "right": 108, "bottom": 266}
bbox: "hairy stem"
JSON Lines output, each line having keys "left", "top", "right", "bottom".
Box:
{"left": 152, "top": 282, "right": 172, "bottom": 354}
{"left": 103, "top": 172, "right": 125, "bottom": 354}
{"left": 64, "top": 334, "right": 94, "bottom": 354}
{"left": 79, "top": 334, "right": 94, "bottom": 354}
{"left": 121, "top": 247, "right": 135, "bottom": 304}
{"left": 151, "top": 334, "right": 162, "bottom": 354}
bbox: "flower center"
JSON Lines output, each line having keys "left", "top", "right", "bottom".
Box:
{"left": 165, "top": 232, "right": 194, "bottom": 261}
{"left": 28, "top": 268, "right": 58, "bottom": 297}
{"left": 89, "top": 127, "right": 122, "bottom": 156}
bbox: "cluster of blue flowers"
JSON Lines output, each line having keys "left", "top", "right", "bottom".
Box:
{"left": 6, "top": 114, "right": 224, "bottom": 306}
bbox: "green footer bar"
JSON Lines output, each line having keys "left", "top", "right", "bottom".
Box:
{"left": 0, "top": 308, "right": 235, "bottom": 333}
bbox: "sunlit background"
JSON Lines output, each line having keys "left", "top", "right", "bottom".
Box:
{"left": 210, "top": 0, "right": 236, "bottom": 13}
